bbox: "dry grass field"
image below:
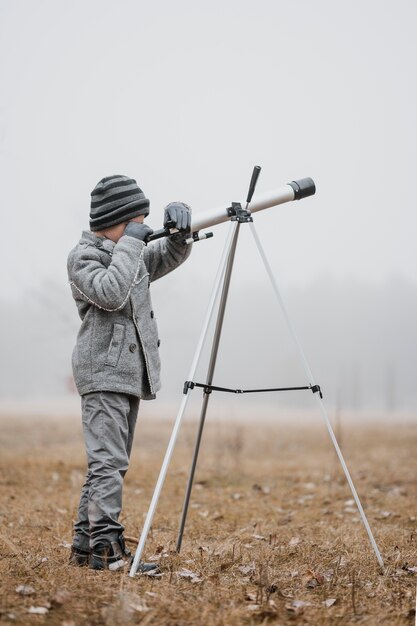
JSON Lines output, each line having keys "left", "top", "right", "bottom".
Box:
{"left": 0, "top": 410, "right": 416, "bottom": 626}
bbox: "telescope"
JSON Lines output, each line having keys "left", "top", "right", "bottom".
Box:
{"left": 130, "top": 166, "right": 386, "bottom": 576}
{"left": 147, "top": 175, "right": 316, "bottom": 243}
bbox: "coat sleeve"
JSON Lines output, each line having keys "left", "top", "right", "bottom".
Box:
{"left": 143, "top": 236, "right": 192, "bottom": 283}
{"left": 67, "top": 235, "right": 145, "bottom": 311}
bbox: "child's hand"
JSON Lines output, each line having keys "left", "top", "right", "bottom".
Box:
{"left": 124, "top": 222, "right": 154, "bottom": 242}
{"left": 164, "top": 202, "right": 191, "bottom": 232}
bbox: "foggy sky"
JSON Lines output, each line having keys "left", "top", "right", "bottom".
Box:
{"left": 0, "top": 1, "right": 416, "bottom": 411}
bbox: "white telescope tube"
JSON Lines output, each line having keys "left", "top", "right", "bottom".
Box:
{"left": 147, "top": 178, "right": 315, "bottom": 244}
{"left": 190, "top": 178, "right": 315, "bottom": 233}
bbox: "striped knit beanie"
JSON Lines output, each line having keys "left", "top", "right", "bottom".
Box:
{"left": 89, "top": 175, "right": 150, "bottom": 232}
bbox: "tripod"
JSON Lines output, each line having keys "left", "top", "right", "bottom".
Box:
{"left": 130, "top": 171, "right": 384, "bottom": 576}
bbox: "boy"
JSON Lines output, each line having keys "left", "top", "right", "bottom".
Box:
{"left": 67, "top": 175, "right": 192, "bottom": 571}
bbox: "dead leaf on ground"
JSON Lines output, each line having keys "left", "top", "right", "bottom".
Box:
{"left": 16, "top": 584, "right": 35, "bottom": 595}
{"left": 376, "top": 510, "right": 393, "bottom": 519}
{"left": 207, "top": 573, "right": 219, "bottom": 582}
{"left": 28, "top": 606, "right": 49, "bottom": 615}
{"left": 247, "top": 602, "right": 279, "bottom": 618}
{"left": 195, "top": 480, "right": 209, "bottom": 488}
{"left": 285, "top": 599, "right": 312, "bottom": 615}
{"left": 305, "top": 569, "right": 325, "bottom": 586}
{"left": 129, "top": 598, "right": 150, "bottom": 612}
{"left": 198, "top": 545, "right": 209, "bottom": 554}
{"left": 101, "top": 591, "right": 149, "bottom": 624}
{"left": 51, "top": 589, "right": 72, "bottom": 605}
{"left": 143, "top": 570, "right": 163, "bottom": 578}
{"left": 245, "top": 592, "right": 257, "bottom": 602}
{"left": 177, "top": 568, "right": 202, "bottom": 583}
{"left": 332, "top": 555, "right": 349, "bottom": 567}
{"left": 297, "top": 495, "right": 314, "bottom": 504}
{"left": 394, "top": 569, "right": 407, "bottom": 577}
{"left": 252, "top": 483, "right": 270, "bottom": 494}
{"left": 304, "top": 482, "right": 316, "bottom": 490}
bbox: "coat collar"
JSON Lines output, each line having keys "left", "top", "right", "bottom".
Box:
{"left": 81, "top": 230, "right": 116, "bottom": 254}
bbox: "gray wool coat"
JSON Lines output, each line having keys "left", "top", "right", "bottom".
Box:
{"left": 67, "top": 230, "right": 191, "bottom": 400}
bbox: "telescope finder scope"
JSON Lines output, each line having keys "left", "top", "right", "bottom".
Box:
{"left": 246, "top": 165, "right": 262, "bottom": 204}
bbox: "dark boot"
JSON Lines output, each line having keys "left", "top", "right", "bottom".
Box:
{"left": 90, "top": 538, "right": 159, "bottom": 573}
{"left": 69, "top": 545, "right": 90, "bottom": 567}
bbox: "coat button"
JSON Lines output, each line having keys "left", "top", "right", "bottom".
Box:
{"left": 150, "top": 310, "right": 154, "bottom": 319}
{"left": 157, "top": 339, "right": 161, "bottom": 347}
{"left": 129, "top": 343, "right": 137, "bottom": 353}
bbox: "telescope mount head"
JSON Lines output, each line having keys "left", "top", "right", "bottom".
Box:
{"left": 227, "top": 202, "right": 253, "bottom": 223}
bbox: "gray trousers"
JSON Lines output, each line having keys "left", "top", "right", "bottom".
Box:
{"left": 73, "top": 391, "right": 140, "bottom": 551}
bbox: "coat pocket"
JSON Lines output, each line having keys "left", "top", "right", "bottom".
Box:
{"left": 105, "top": 323, "right": 125, "bottom": 367}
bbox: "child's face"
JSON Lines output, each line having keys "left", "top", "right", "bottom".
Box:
{"left": 95, "top": 215, "right": 145, "bottom": 243}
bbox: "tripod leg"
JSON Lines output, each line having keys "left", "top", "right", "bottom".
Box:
{"left": 129, "top": 222, "right": 238, "bottom": 577}
{"left": 175, "top": 223, "right": 241, "bottom": 553}
{"left": 249, "top": 222, "right": 384, "bottom": 569}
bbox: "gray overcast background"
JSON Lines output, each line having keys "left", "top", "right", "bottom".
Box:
{"left": 0, "top": 0, "right": 416, "bottom": 415}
